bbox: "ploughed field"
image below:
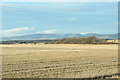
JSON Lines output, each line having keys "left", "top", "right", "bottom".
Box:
{"left": 1, "top": 44, "right": 118, "bottom": 78}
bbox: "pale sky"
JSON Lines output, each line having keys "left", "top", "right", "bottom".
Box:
{"left": 1, "top": 2, "right": 118, "bottom": 37}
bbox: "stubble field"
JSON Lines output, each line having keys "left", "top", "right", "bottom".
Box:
{"left": 1, "top": 44, "right": 118, "bottom": 78}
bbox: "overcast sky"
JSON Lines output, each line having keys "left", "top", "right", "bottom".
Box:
{"left": 2, "top": 2, "right": 118, "bottom": 37}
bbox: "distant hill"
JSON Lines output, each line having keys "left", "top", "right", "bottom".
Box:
{"left": 0, "top": 33, "right": 118, "bottom": 41}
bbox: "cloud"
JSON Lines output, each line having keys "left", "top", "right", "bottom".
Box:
{"left": 0, "top": 27, "right": 34, "bottom": 37}
{"left": 2, "top": 3, "right": 28, "bottom": 8}
{"left": 69, "top": 17, "right": 77, "bottom": 21}
{"left": 43, "top": 30, "right": 56, "bottom": 33}
{"left": 80, "top": 32, "right": 99, "bottom": 34}
{"left": 4, "top": 27, "right": 33, "bottom": 32}
{"left": 36, "top": 30, "right": 56, "bottom": 34}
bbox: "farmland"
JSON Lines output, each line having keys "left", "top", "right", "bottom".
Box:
{"left": 1, "top": 44, "right": 118, "bottom": 78}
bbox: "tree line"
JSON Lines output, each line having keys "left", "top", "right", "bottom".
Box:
{"left": 0, "top": 40, "right": 51, "bottom": 44}
{"left": 45, "top": 36, "right": 117, "bottom": 44}
{"left": 0, "top": 36, "right": 118, "bottom": 44}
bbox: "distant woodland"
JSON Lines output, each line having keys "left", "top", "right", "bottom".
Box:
{"left": 45, "top": 36, "right": 111, "bottom": 44}
{"left": 0, "top": 36, "right": 118, "bottom": 44}
{"left": 1, "top": 40, "right": 51, "bottom": 44}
